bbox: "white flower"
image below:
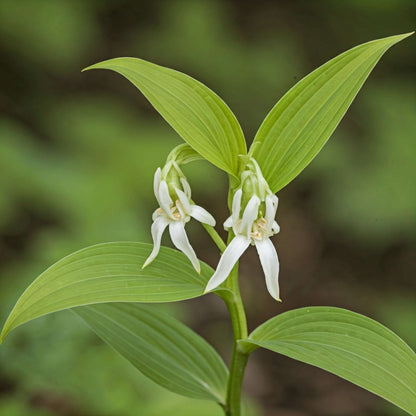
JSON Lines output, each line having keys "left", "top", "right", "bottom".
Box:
{"left": 205, "top": 188, "right": 281, "bottom": 300}
{"left": 143, "top": 167, "right": 215, "bottom": 273}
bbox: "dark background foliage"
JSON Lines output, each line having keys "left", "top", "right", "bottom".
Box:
{"left": 0, "top": 1, "right": 415, "bottom": 415}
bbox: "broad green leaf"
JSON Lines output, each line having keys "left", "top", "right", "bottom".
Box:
{"left": 0, "top": 242, "right": 219, "bottom": 343}
{"left": 83, "top": 57, "right": 246, "bottom": 175}
{"left": 250, "top": 32, "right": 413, "bottom": 192}
{"left": 239, "top": 307, "right": 416, "bottom": 415}
{"left": 75, "top": 303, "right": 228, "bottom": 403}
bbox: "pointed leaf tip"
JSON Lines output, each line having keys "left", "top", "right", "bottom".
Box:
{"left": 81, "top": 57, "right": 246, "bottom": 174}
{"left": 251, "top": 32, "right": 414, "bottom": 193}
{"left": 0, "top": 242, "right": 214, "bottom": 342}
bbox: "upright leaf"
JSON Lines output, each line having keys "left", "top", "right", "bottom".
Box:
{"left": 240, "top": 307, "right": 416, "bottom": 416}
{"left": 250, "top": 33, "right": 413, "bottom": 192}
{"left": 0, "top": 242, "right": 221, "bottom": 343}
{"left": 84, "top": 58, "right": 246, "bottom": 175}
{"left": 75, "top": 303, "right": 228, "bottom": 403}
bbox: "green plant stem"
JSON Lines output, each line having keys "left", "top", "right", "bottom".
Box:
{"left": 222, "top": 262, "right": 249, "bottom": 415}
{"left": 202, "top": 223, "right": 227, "bottom": 252}
{"left": 205, "top": 223, "right": 249, "bottom": 415}
{"left": 226, "top": 344, "right": 249, "bottom": 416}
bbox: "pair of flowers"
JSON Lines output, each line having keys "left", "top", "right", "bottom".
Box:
{"left": 143, "top": 156, "right": 281, "bottom": 301}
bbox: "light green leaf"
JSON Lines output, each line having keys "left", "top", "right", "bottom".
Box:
{"left": 0, "top": 242, "right": 220, "bottom": 343}
{"left": 83, "top": 57, "right": 246, "bottom": 175}
{"left": 250, "top": 32, "right": 413, "bottom": 192}
{"left": 240, "top": 307, "right": 416, "bottom": 416}
{"left": 75, "top": 303, "right": 228, "bottom": 403}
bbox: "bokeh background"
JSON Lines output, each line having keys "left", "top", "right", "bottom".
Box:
{"left": 0, "top": 1, "right": 415, "bottom": 415}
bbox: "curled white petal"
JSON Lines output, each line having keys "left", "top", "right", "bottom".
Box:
{"left": 142, "top": 216, "right": 170, "bottom": 268}
{"left": 180, "top": 177, "right": 192, "bottom": 199}
{"left": 158, "top": 181, "right": 174, "bottom": 219}
{"left": 205, "top": 235, "right": 250, "bottom": 293}
{"left": 223, "top": 215, "right": 233, "bottom": 230}
{"left": 255, "top": 238, "right": 280, "bottom": 301}
{"left": 190, "top": 204, "right": 216, "bottom": 226}
{"left": 175, "top": 187, "right": 192, "bottom": 214}
{"left": 240, "top": 196, "right": 260, "bottom": 237}
{"left": 153, "top": 168, "right": 162, "bottom": 205}
{"left": 265, "top": 194, "right": 278, "bottom": 232}
{"left": 169, "top": 221, "right": 200, "bottom": 273}
{"left": 272, "top": 221, "right": 280, "bottom": 234}
{"left": 231, "top": 189, "right": 242, "bottom": 226}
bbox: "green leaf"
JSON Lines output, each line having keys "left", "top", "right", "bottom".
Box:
{"left": 240, "top": 307, "right": 416, "bottom": 416}
{"left": 83, "top": 57, "right": 246, "bottom": 175}
{"left": 250, "top": 32, "right": 413, "bottom": 192}
{"left": 0, "top": 242, "right": 220, "bottom": 343}
{"left": 74, "top": 303, "right": 228, "bottom": 403}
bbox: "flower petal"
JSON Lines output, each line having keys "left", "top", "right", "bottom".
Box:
{"left": 153, "top": 168, "right": 162, "bottom": 205}
{"left": 205, "top": 235, "right": 250, "bottom": 293}
{"left": 181, "top": 177, "right": 192, "bottom": 199}
{"left": 240, "top": 195, "right": 260, "bottom": 237}
{"left": 265, "top": 194, "right": 278, "bottom": 229}
{"left": 272, "top": 221, "right": 280, "bottom": 234}
{"left": 223, "top": 215, "right": 233, "bottom": 230}
{"left": 231, "top": 189, "right": 242, "bottom": 225}
{"left": 159, "top": 180, "right": 174, "bottom": 219}
{"left": 190, "top": 204, "right": 216, "bottom": 226}
{"left": 169, "top": 221, "right": 200, "bottom": 273}
{"left": 175, "top": 187, "right": 192, "bottom": 214}
{"left": 255, "top": 238, "right": 281, "bottom": 301}
{"left": 142, "top": 216, "right": 170, "bottom": 268}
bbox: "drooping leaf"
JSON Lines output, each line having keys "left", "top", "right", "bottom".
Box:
{"left": 239, "top": 307, "right": 416, "bottom": 416}
{"left": 83, "top": 58, "right": 246, "bottom": 175}
{"left": 75, "top": 303, "right": 228, "bottom": 403}
{"left": 0, "top": 242, "right": 221, "bottom": 343}
{"left": 250, "top": 32, "right": 413, "bottom": 192}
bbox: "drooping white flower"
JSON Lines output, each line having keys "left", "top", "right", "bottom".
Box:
{"left": 143, "top": 164, "right": 215, "bottom": 273}
{"left": 205, "top": 159, "right": 281, "bottom": 300}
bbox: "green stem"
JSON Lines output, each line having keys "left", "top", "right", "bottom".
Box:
{"left": 226, "top": 344, "right": 249, "bottom": 416}
{"left": 222, "top": 263, "right": 249, "bottom": 415}
{"left": 204, "top": 221, "right": 249, "bottom": 415}
{"left": 202, "top": 223, "right": 227, "bottom": 252}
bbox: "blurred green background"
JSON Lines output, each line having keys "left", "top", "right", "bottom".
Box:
{"left": 0, "top": 1, "right": 415, "bottom": 415}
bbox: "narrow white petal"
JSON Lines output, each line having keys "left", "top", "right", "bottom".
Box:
{"left": 265, "top": 194, "right": 278, "bottom": 230}
{"left": 175, "top": 187, "right": 192, "bottom": 214}
{"left": 152, "top": 208, "right": 161, "bottom": 221}
{"left": 223, "top": 215, "right": 233, "bottom": 230}
{"left": 190, "top": 204, "right": 216, "bottom": 226}
{"left": 205, "top": 235, "right": 250, "bottom": 292}
{"left": 159, "top": 180, "right": 174, "bottom": 219}
{"left": 272, "top": 221, "right": 280, "bottom": 234}
{"left": 240, "top": 196, "right": 260, "bottom": 237}
{"left": 169, "top": 221, "right": 200, "bottom": 273}
{"left": 255, "top": 238, "right": 280, "bottom": 301}
{"left": 142, "top": 216, "right": 170, "bottom": 268}
{"left": 231, "top": 189, "right": 242, "bottom": 225}
{"left": 153, "top": 168, "right": 162, "bottom": 205}
{"left": 181, "top": 177, "right": 192, "bottom": 199}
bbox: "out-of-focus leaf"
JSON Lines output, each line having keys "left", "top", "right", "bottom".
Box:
{"left": 240, "top": 307, "right": 416, "bottom": 416}
{"left": 83, "top": 57, "right": 246, "bottom": 175}
{"left": 250, "top": 33, "right": 413, "bottom": 192}
{"left": 75, "top": 303, "right": 228, "bottom": 403}
{"left": 0, "top": 242, "right": 220, "bottom": 343}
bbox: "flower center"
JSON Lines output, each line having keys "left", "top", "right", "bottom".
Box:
{"left": 250, "top": 217, "right": 270, "bottom": 241}
{"left": 157, "top": 201, "right": 190, "bottom": 222}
